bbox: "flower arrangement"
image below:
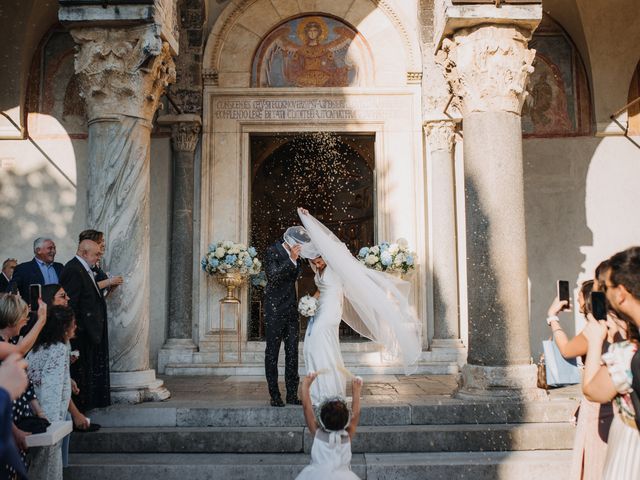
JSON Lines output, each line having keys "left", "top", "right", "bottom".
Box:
{"left": 357, "top": 240, "right": 416, "bottom": 274}
{"left": 201, "top": 241, "right": 262, "bottom": 277}
{"left": 251, "top": 271, "right": 267, "bottom": 288}
{"left": 298, "top": 295, "right": 318, "bottom": 317}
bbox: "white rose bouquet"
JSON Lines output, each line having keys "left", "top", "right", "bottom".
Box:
{"left": 298, "top": 295, "right": 318, "bottom": 317}
{"left": 357, "top": 240, "right": 416, "bottom": 274}
{"left": 201, "top": 241, "right": 262, "bottom": 277}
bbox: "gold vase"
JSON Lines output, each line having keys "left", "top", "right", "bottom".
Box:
{"left": 216, "top": 271, "right": 246, "bottom": 303}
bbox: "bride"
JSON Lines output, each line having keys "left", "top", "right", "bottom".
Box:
{"left": 296, "top": 208, "right": 422, "bottom": 405}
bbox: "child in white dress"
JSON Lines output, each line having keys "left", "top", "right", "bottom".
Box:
{"left": 296, "top": 372, "right": 363, "bottom": 480}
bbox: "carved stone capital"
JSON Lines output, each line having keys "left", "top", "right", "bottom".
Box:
{"left": 157, "top": 114, "right": 202, "bottom": 153}
{"left": 171, "top": 122, "right": 201, "bottom": 153}
{"left": 439, "top": 25, "right": 536, "bottom": 116}
{"left": 70, "top": 24, "right": 177, "bottom": 122}
{"left": 424, "top": 120, "right": 457, "bottom": 153}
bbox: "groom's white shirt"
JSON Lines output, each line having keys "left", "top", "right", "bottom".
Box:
{"left": 282, "top": 242, "right": 297, "bottom": 266}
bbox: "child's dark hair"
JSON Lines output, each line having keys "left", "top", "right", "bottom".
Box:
{"left": 33, "top": 305, "right": 75, "bottom": 351}
{"left": 319, "top": 399, "right": 350, "bottom": 431}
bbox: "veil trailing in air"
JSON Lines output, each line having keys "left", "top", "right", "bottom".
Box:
{"left": 297, "top": 208, "right": 422, "bottom": 374}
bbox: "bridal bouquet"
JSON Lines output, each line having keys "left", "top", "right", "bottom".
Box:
{"left": 201, "top": 241, "right": 262, "bottom": 276}
{"left": 298, "top": 295, "right": 318, "bottom": 317}
{"left": 357, "top": 241, "right": 416, "bottom": 274}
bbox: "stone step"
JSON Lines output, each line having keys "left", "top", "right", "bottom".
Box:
{"left": 65, "top": 450, "right": 571, "bottom": 480}
{"left": 87, "top": 399, "right": 578, "bottom": 428}
{"left": 163, "top": 362, "right": 459, "bottom": 376}
{"left": 161, "top": 343, "right": 465, "bottom": 375}
{"left": 69, "top": 423, "right": 575, "bottom": 454}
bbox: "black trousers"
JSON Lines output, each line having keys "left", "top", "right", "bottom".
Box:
{"left": 70, "top": 328, "right": 111, "bottom": 412}
{"left": 264, "top": 314, "right": 299, "bottom": 401}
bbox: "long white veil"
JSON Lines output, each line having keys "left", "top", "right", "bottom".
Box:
{"left": 297, "top": 208, "right": 422, "bottom": 374}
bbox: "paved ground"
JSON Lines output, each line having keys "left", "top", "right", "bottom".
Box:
{"left": 156, "top": 374, "right": 581, "bottom": 407}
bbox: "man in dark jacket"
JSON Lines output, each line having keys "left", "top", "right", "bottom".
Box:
{"left": 263, "top": 236, "right": 303, "bottom": 406}
{"left": 0, "top": 258, "right": 17, "bottom": 292}
{"left": 60, "top": 239, "right": 111, "bottom": 412}
{"left": 9, "top": 238, "right": 63, "bottom": 300}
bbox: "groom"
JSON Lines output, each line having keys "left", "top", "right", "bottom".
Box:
{"left": 263, "top": 230, "right": 304, "bottom": 407}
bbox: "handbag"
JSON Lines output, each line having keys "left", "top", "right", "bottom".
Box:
{"left": 542, "top": 339, "right": 582, "bottom": 387}
{"left": 15, "top": 416, "right": 50, "bottom": 434}
{"left": 537, "top": 354, "right": 548, "bottom": 390}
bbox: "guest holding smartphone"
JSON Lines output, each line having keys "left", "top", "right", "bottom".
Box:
{"left": 26, "top": 306, "right": 78, "bottom": 480}
{"left": 544, "top": 278, "right": 615, "bottom": 480}
{"left": 583, "top": 247, "right": 640, "bottom": 479}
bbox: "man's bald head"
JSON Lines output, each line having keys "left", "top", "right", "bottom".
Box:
{"left": 77, "top": 239, "right": 100, "bottom": 267}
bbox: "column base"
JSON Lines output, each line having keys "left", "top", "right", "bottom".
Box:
{"left": 110, "top": 369, "right": 171, "bottom": 404}
{"left": 157, "top": 338, "right": 197, "bottom": 374}
{"left": 431, "top": 338, "right": 465, "bottom": 349}
{"left": 455, "top": 364, "right": 546, "bottom": 401}
{"left": 430, "top": 338, "right": 466, "bottom": 366}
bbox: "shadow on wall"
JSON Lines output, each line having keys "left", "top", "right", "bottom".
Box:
{"left": 0, "top": 163, "right": 78, "bottom": 262}
{"left": 524, "top": 136, "right": 601, "bottom": 359}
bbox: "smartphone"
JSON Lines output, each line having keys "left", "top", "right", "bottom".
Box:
{"left": 10, "top": 283, "right": 18, "bottom": 295}
{"left": 591, "top": 291, "right": 607, "bottom": 321}
{"left": 29, "top": 284, "right": 41, "bottom": 311}
{"left": 557, "top": 280, "right": 570, "bottom": 310}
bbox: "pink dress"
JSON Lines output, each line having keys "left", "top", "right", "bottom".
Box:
{"left": 569, "top": 396, "right": 612, "bottom": 479}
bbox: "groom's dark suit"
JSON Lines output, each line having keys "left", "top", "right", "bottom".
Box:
{"left": 264, "top": 240, "right": 302, "bottom": 403}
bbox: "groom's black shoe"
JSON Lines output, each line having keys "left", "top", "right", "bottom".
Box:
{"left": 286, "top": 397, "right": 302, "bottom": 405}
{"left": 270, "top": 397, "right": 285, "bottom": 407}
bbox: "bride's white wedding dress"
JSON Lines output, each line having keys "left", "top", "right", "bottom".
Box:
{"left": 304, "top": 265, "right": 347, "bottom": 405}
{"left": 297, "top": 208, "right": 422, "bottom": 390}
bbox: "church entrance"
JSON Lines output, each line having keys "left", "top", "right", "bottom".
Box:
{"left": 249, "top": 132, "right": 375, "bottom": 341}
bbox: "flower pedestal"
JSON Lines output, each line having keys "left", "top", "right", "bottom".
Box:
{"left": 215, "top": 272, "right": 246, "bottom": 363}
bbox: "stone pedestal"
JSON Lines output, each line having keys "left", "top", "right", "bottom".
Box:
{"left": 424, "top": 120, "right": 465, "bottom": 355}
{"left": 68, "top": 21, "right": 176, "bottom": 403}
{"left": 440, "top": 24, "right": 543, "bottom": 399}
{"left": 157, "top": 114, "right": 201, "bottom": 373}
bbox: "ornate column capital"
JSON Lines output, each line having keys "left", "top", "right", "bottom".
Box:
{"left": 171, "top": 123, "right": 201, "bottom": 153}
{"left": 439, "top": 25, "right": 536, "bottom": 116}
{"left": 423, "top": 119, "right": 458, "bottom": 153}
{"left": 70, "top": 24, "right": 176, "bottom": 122}
{"left": 157, "top": 114, "right": 202, "bottom": 153}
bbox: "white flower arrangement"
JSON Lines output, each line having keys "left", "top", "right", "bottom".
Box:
{"left": 298, "top": 295, "right": 318, "bottom": 317}
{"left": 201, "top": 241, "right": 262, "bottom": 277}
{"left": 357, "top": 240, "right": 416, "bottom": 274}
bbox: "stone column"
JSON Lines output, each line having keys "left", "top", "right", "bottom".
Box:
{"left": 70, "top": 24, "right": 176, "bottom": 403}
{"left": 424, "top": 120, "right": 464, "bottom": 351}
{"left": 441, "top": 25, "right": 542, "bottom": 399}
{"left": 157, "top": 114, "right": 201, "bottom": 372}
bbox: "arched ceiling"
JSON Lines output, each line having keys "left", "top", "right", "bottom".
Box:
{"left": 0, "top": 0, "right": 58, "bottom": 133}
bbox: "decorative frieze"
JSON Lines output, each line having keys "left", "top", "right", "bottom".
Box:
{"left": 407, "top": 71, "right": 423, "bottom": 84}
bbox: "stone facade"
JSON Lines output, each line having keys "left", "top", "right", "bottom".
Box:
{"left": 1, "top": 0, "right": 640, "bottom": 401}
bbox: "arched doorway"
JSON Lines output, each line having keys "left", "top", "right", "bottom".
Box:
{"left": 249, "top": 132, "right": 375, "bottom": 340}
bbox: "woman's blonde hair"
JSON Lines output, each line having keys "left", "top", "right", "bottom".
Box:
{"left": 0, "top": 293, "right": 29, "bottom": 329}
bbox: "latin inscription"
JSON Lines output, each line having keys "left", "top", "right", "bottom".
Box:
{"left": 213, "top": 97, "right": 409, "bottom": 121}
